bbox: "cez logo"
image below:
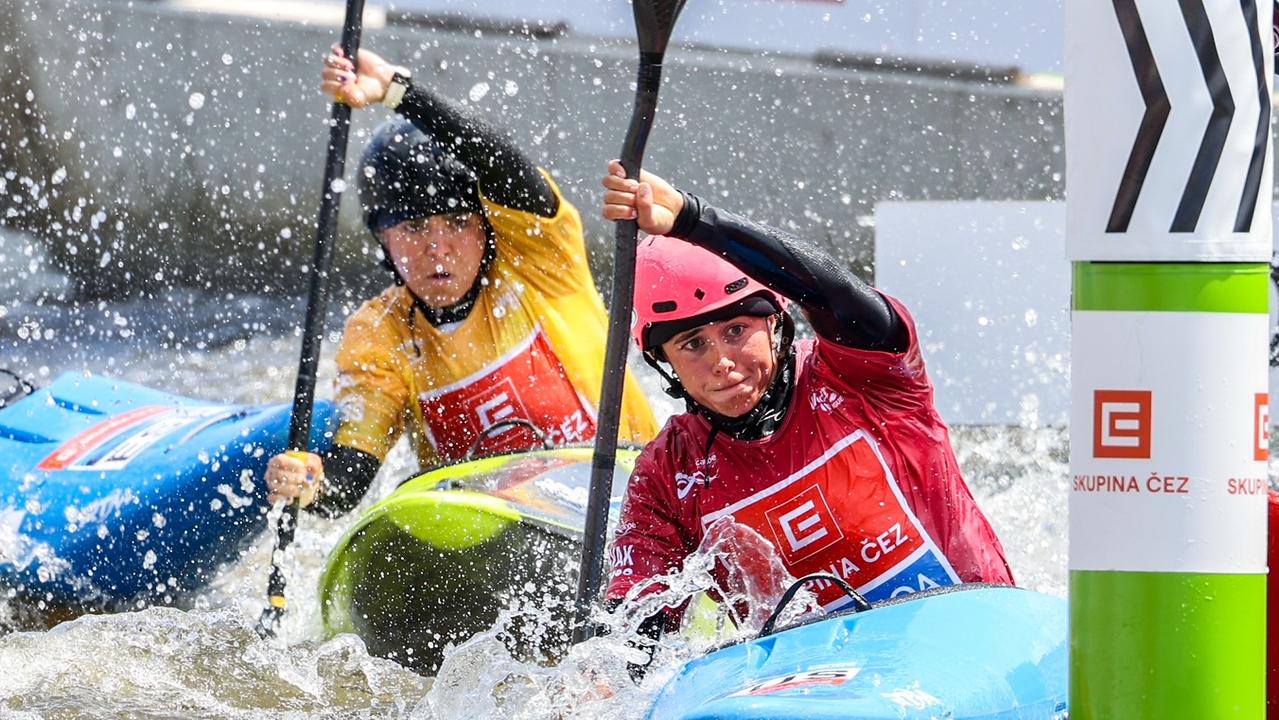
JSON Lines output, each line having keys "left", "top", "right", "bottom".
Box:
{"left": 1255, "top": 393, "right": 1269, "bottom": 462}
{"left": 764, "top": 484, "right": 843, "bottom": 562}
{"left": 474, "top": 378, "right": 529, "bottom": 433}
{"left": 1093, "top": 390, "right": 1152, "bottom": 459}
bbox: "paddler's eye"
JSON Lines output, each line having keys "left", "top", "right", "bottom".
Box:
{"left": 679, "top": 336, "right": 705, "bottom": 353}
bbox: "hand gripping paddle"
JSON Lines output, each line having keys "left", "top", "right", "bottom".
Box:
{"left": 572, "top": 0, "right": 688, "bottom": 645}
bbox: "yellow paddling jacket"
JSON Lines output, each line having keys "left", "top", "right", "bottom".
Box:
{"left": 333, "top": 175, "right": 658, "bottom": 469}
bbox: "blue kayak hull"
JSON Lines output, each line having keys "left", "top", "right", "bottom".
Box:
{"left": 0, "top": 372, "right": 337, "bottom": 610}
{"left": 648, "top": 585, "right": 1067, "bottom": 720}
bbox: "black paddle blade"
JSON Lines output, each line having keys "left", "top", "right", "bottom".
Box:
{"left": 633, "top": 0, "right": 688, "bottom": 56}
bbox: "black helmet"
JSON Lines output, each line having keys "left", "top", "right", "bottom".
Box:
{"left": 357, "top": 118, "right": 483, "bottom": 235}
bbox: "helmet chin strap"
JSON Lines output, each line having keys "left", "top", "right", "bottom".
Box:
{"left": 644, "top": 312, "right": 797, "bottom": 444}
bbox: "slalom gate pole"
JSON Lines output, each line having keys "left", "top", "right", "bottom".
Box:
{"left": 1065, "top": 0, "right": 1272, "bottom": 714}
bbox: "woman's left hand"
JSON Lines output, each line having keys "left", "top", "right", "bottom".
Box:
{"left": 601, "top": 160, "right": 684, "bottom": 235}
{"left": 319, "top": 44, "right": 407, "bottom": 109}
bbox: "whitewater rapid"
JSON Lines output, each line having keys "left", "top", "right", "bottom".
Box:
{"left": 0, "top": 225, "right": 1072, "bottom": 718}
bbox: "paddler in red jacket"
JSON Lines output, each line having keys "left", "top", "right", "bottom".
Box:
{"left": 599, "top": 161, "right": 1013, "bottom": 639}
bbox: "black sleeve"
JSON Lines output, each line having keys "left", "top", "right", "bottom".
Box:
{"left": 397, "top": 83, "right": 558, "bottom": 217}
{"left": 305, "top": 444, "right": 383, "bottom": 518}
{"left": 668, "top": 191, "right": 907, "bottom": 352}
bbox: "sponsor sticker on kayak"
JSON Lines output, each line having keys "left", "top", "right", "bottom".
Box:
{"left": 728, "top": 668, "right": 861, "bottom": 697}
{"left": 37, "top": 405, "right": 232, "bottom": 471}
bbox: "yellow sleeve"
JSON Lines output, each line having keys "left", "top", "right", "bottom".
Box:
{"left": 620, "top": 368, "right": 660, "bottom": 444}
{"left": 332, "top": 299, "right": 413, "bottom": 462}
{"left": 480, "top": 171, "right": 594, "bottom": 299}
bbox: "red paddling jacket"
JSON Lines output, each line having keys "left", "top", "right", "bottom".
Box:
{"left": 607, "top": 291, "right": 1013, "bottom": 614}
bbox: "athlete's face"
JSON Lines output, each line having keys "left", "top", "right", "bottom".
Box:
{"left": 661, "top": 314, "right": 778, "bottom": 418}
{"left": 380, "top": 213, "right": 488, "bottom": 308}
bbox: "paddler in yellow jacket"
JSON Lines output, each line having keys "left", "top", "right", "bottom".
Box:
{"left": 265, "top": 45, "right": 658, "bottom": 515}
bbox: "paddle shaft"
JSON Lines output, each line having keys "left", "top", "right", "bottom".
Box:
{"left": 571, "top": 61, "right": 665, "bottom": 645}
{"left": 258, "top": 0, "right": 365, "bottom": 637}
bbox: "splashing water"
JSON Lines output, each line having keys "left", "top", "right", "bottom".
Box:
{"left": 409, "top": 521, "right": 814, "bottom": 720}
{"left": 0, "top": 224, "right": 1073, "bottom": 717}
{"left": 0, "top": 608, "right": 428, "bottom": 719}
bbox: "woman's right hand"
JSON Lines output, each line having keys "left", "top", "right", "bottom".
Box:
{"left": 601, "top": 160, "right": 684, "bottom": 236}
{"left": 319, "top": 44, "right": 408, "bottom": 109}
{"left": 265, "top": 451, "right": 324, "bottom": 508}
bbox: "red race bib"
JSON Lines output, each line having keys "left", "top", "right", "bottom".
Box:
{"left": 418, "top": 330, "right": 595, "bottom": 461}
{"left": 702, "top": 431, "right": 959, "bottom": 609}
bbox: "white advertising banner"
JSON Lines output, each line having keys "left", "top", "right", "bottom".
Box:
{"left": 1069, "top": 311, "right": 1269, "bottom": 572}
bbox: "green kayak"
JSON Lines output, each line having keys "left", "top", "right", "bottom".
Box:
{"left": 318, "top": 447, "right": 638, "bottom": 674}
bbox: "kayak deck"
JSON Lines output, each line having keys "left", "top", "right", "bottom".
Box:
{"left": 647, "top": 584, "right": 1068, "bottom": 720}
{"left": 319, "top": 447, "right": 637, "bottom": 674}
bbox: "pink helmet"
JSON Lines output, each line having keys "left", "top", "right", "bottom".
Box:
{"left": 632, "top": 234, "right": 787, "bottom": 353}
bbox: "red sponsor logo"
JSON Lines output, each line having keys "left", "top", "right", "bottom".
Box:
{"left": 763, "top": 484, "right": 844, "bottom": 563}
{"left": 730, "top": 669, "right": 860, "bottom": 698}
{"left": 1255, "top": 393, "right": 1269, "bottom": 462}
{"left": 1093, "top": 390, "right": 1152, "bottom": 459}
{"left": 419, "top": 331, "right": 594, "bottom": 461}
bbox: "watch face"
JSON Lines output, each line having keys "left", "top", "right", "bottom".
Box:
{"left": 383, "top": 76, "right": 410, "bottom": 109}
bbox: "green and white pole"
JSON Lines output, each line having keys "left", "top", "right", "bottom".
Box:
{"left": 1065, "top": 0, "right": 1272, "bottom": 716}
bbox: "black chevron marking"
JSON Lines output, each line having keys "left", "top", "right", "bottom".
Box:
{"left": 1172, "top": 0, "right": 1235, "bottom": 233}
{"left": 1235, "top": 0, "right": 1270, "bottom": 232}
{"left": 1107, "top": 0, "right": 1170, "bottom": 233}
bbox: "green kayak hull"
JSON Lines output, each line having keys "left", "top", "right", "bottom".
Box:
{"left": 318, "top": 447, "right": 638, "bottom": 674}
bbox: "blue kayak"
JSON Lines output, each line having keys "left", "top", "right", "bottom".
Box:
{"left": 0, "top": 372, "right": 337, "bottom": 611}
{"left": 648, "top": 584, "right": 1068, "bottom": 720}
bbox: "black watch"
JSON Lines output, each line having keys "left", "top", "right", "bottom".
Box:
{"left": 382, "top": 69, "right": 412, "bottom": 110}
